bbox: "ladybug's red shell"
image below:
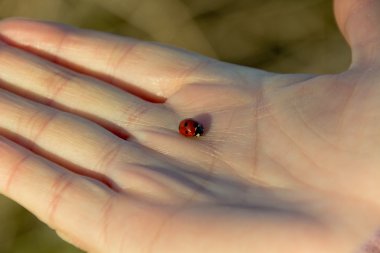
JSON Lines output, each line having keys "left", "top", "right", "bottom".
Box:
{"left": 179, "top": 119, "right": 204, "bottom": 137}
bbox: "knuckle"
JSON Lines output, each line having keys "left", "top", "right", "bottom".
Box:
{"left": 107, "top": 40, "right": 139, "bottom": 84}
{"left": 98, "top": 194, "right": 117, "bottom": 247}
{"left": 94, "top": 140, "right": 124, "bottom": 173}
{"left": 26, "top": 109, "right": 60, "bottom": 149}
{"left": 47, "top": 172, "right": 75, "bottom": 227}
{"left": 119, "top": 103, "right": 151, "bottom": 129}
{"left": 4, "top": 153, "right": 32, "bottom": 193}
{"left": 43, "top": 69, "right": 75, "bottom": 106}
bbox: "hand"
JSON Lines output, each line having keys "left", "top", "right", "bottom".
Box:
{"left": 1, "top": 0, "right": 380, "bottom": 252}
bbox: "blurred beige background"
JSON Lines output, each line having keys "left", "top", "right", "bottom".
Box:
{"left": 0, "top": 0, "right": 350, "bottom": 252}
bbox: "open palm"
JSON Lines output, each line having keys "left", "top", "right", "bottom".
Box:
{"left": 1, "top": 1, "right": 380, "bottom": 252}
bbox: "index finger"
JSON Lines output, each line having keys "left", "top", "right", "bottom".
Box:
{"left": 0, "top": 18, "right": 211, "bottom": 100}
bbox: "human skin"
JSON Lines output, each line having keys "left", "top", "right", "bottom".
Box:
{"left": 0, "top": 0, "right": 380, "bottom": 252}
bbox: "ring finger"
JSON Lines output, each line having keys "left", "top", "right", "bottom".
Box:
{"left": 0, "top": 87, "right": 161, "bottom": 187}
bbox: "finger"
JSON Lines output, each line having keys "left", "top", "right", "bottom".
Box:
{"left": 0, "top": 88, "right": 145, "bottom": 178}
{"left": 0, "top": 18, "right": 214, "bottom": 100}
{"left": 334, "top": 0, "right": 380, "bottom": 64}
{"left": 0, "top": 136, "right": 115, "bottom": 252}
{"left": 0, "top": 41, "right": 176, "bottom": 138}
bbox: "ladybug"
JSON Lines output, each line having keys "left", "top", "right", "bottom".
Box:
{"left": 178, "top": 118, "right": 204, "bottom": 137}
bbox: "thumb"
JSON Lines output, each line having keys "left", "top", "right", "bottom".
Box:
{"left": 334, "top": 0, "right": 380, "bottom": 65}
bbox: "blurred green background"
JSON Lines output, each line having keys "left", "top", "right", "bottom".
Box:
{"left": 0, "top": 0, "right": 350, "bottom": 252}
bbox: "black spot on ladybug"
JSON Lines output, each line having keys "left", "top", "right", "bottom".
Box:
{"left": 179, "top": 118, "right": 204, "bottom": 137}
